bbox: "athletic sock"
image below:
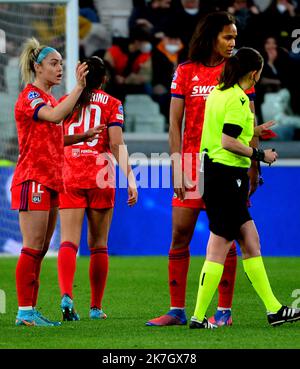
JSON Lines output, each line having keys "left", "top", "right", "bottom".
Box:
{"left": 217, "top": 241, "right": 237, "bottom": 309}
{"left": 193, "top": 260, "right": 224, "bottom": 322}
{"left": 57, "top": 241, "right": 78, "bottom": 299}
{"left": 16, "top": 247, "right": 41, "bottom": 307}
{"left": 243, "top": 256, "right": 282, "bottom": 312}
{"left": 168, "top": 246, "right": 190, "bottom": 308}
{"left": 32, "top": 247, "right": 48, "bottom": 308}
{"left": 89, "top": 247, "right": 108, "bottom": 309}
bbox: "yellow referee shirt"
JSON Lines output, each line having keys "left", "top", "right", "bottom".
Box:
{"left": 200, "top": 83, "right": 254, "bottom": 168}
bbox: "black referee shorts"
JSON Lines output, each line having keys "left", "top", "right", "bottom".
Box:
{"left": 202, "top": 156, "right": 252, "bottom": 241}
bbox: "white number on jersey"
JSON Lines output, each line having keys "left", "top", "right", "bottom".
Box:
{"left": 68, "top": 104, "right": 102, "bottom": 147}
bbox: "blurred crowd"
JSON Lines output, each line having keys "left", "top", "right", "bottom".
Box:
{"left": 97, "top": 0, "right": 300, "bottom": 136}
{"left": 2, "top": 0, "right": 300, "bottom": 137}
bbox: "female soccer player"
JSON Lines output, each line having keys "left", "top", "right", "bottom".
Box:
{"left": 57, "top": 56, "right": 138, "bottom": 321}
{"left": 147, "top": 11, "right": 257, "bottom": 327}
{"left": 190, "top": 47, "right": 300, "bottom": 329}
{"left": 11, "top": 38, "right": 101, "bottom": 327}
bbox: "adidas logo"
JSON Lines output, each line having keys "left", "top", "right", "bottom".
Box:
{"left": 192, "top": 75, "right": 199, "bottom": 81}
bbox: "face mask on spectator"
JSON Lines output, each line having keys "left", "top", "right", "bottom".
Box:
{"left": 165, "top": 44, "right": 180, "bottom": 54}
{"left": 140, "top": 42, "right": 152, "bottom": 53}
{"left": 184, "top": 8, "right": 199, "bottom": 15}
{"left": 277, "top": 4, "right": 287, "bottom": 13}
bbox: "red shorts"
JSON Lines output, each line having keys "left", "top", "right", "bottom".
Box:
{"left": 172, "top": 193, "right": 252, "bottom": 209}
{"left": 11, "top": 181, "right": 59, "bottom": 211}
{"left": 172, "top": 193, "right": 206, "bottom": 209}
{"left": 59, "top": 187, "right": 115, "bottom": 209}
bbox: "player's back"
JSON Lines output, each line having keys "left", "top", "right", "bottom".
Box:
{"left": 63, "top": 89, "right": 124, "bottom": 189}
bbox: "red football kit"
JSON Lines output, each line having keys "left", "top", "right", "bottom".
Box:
{"left": 11, "top": 84, "right": 63, "bottom": 211}
{"left": 170, "top": 61, "right": 255, "bottom": 208}
{"left": 59, "top": 89, "right": 124, "bottom": 209}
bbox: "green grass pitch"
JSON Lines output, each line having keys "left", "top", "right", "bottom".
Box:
{"left": 0, "top": 256, "right": 300, "bottom": 349}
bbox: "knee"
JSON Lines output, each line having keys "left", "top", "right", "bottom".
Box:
{"left": 171, "top": 226, "right": 192, "bottom": 249}
{"left": 88, "top": 237, "right": 108, "bottom": 249}
{"left": 25, "top": 235, "right": 45, "bottom": 249}
{"left": 240, "top": 234, "right": 261, "bottom": 258}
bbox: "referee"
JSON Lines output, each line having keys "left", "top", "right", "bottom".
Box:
{"left": 190, "top": 47, "right": 300, "bottom": 329}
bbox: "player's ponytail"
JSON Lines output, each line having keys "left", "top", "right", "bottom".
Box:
{"left": 73, "top": 56, "right": 107, "bottom": 118}
{"left": 19, "top": 37, "right": 46, "bottom": 84}
{"left": 219, "top": 47, "right": 263, "bottom": 90}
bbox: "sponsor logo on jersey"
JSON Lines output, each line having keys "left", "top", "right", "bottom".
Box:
{"left": 191, "top": 85, "right": 215, "bottom": 99}
{"left": 30, "top": 98, "right": 44, "bottom": 109}
{"left": 118, "top": 105, "right": 124, "bottom": 114}
{"left": 72, "top": 148, "right": 81, "bottom": 158}
{"left": 192, "top": 75, "right": 199, "bottom": 81}
{"left": 32, "top": 193, "right": 41, "bottom": 203}
{"left": 171, "top": 82, "right": 177, "bottom": 89}
{"left": 116, "top": 114, "right": 124, "bottom": 120}
{"left": 28, "top": 91, "right": 40, "bottom": 100}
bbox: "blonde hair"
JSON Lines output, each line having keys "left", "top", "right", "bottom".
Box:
{"left": 19, "top": 37, "right": 47, "bottom": 84}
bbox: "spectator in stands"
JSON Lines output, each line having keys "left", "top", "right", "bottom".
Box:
{"left": 255, "top": 35, "right": 292, "bottom": 121}
{"left": 166, "top": 0, "right": 201, "bottom": 62}
{"left": 260, "top": 0, "right": 297, "bottom": 49}
{"left": 32, "top": 4, "right": 110, "bottom": 60}
{"left": 79, "top": 0, "right": 100, "bottom": 22}
{"left": 78, "top": 0, "right": 111, "bottom": 58}
{"left": 226, "top": 0, "right": 260, "bottom": 47}
{"left": 129, "top": 0, "right": 172, "bottom": 39}
{"left": 104, "top": 25, "right": 152, "bottom": 102}
{"left": 152, "top": 27, "right": 184, "bottom": 125}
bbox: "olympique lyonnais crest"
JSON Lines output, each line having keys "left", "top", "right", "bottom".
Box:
{"left": 32, "top": 193, "right": 41, "bottom": 203}
{"left": 72, "top": 148, "right": 81, "bottom": 158}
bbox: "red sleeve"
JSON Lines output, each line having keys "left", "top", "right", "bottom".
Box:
{"left": 170, "top": 64, "right": 186, "bottom": 99}
{"left": 58, "top": 94, "right": 68, "bottom": 103}
{"left": 107, "top": 101, "right": 124, "bottom": 128}
{"left": 22, "top": 89, "right": 47, "bottom": 121}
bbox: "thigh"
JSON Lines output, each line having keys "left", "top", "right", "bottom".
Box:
{"left": 43, "top": 207, "right": 58, "bottom": 251}
{"left": 59, "top": 208, "right": 85, "bottom": 245}
{"left": 19, "top": 210, "right": 50, "bottom": 250}
{"left": 86, "top": 208, "right": 114, "bottom": 248}
{"left": 171, "top": 206, "right": 201, "bottom": 248}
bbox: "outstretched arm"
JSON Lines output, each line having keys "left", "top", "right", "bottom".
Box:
{"left": 64, "top": 125, "right": 106, "bottom": 146}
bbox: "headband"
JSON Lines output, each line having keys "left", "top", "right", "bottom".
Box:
{"left": 36, "top": 47, "right": 57, "bottom": 64}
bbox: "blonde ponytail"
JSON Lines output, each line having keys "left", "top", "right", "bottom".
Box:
{"left": 19, "top": 37, "right": 46, "bottom": 84}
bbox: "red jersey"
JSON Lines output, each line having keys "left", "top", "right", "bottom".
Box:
{"left": 171, "top": 61, "right": 255, "bottom": 155}
{"left": 62, "top": 89, "right": 124, "bottom": 189}
{"left": 12, "top": 84, "right": 64, "bottom": 192}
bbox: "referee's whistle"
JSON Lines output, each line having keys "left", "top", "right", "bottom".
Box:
{"left": 269, "top": 148, "right": 276, "bottom": 166}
